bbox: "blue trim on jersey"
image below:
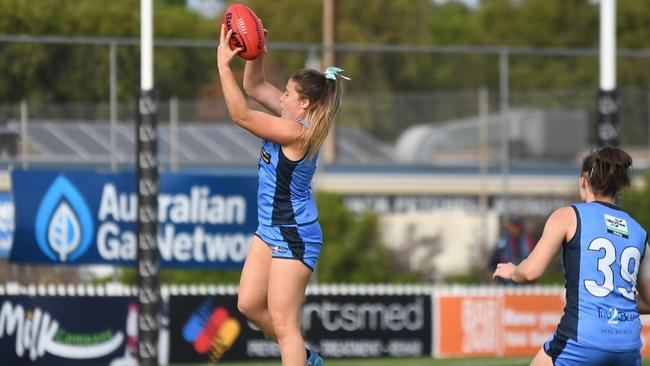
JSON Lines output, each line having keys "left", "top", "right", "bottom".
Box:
{"left": 557, "top": 205, "right": 581, "bottom": 341}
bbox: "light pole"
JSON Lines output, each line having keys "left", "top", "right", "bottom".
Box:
{"left": 597, "top": 0, "right": 619, "bottom": 147}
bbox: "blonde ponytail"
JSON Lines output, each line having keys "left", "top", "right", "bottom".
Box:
{"left": 290, "top": 68, "right": 346, "bottom": 161}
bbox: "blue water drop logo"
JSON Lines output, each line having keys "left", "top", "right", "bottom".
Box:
{"left": 35, "top": 175, "right": 94, "bottom": 262}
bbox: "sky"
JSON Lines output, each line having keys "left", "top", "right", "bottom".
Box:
{"left": 186, "top": 0, "right": 225, "bottom": 19}
{"left": 433, "top": 0, "right": 480, "bottom": 8}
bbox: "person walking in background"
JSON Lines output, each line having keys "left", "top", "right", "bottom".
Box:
{"left": 217, "top": 24, "right": 348, "bottom": 366}
{"left": 493, "top": 147, "right": 648, "bottom": 366}
{"left": 489, "top": 215, "right": 535, "bottom": 283}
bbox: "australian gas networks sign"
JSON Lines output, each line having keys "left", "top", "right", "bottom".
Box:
{"left": 10, "top": 169, "right": 258, "bottom": 268}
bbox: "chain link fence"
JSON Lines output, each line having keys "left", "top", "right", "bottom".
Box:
{"left": 1, "top": 36, "right": 650, "bottom": 168}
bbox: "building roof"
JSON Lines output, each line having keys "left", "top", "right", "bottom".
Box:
{"left": 4, "top": 120, "right": 396, "bottom": 168}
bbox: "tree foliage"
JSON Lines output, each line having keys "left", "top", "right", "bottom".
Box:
{"left": 2, "top": 0, "right": 650, "bottom": 105}
{"left": 621, "top": 172, "right": 650, "bottom": 234}
{"left": 314, "top": 191, "right": 418, "bottom": 283}
{"left": 242, "top": 0, "right": 435, "bottom": 94}
{"left": 0, "top": 0, "right": 216, "bottom": 105}
{"left": 115, "top": 191, "right": 416, "bottom": 284}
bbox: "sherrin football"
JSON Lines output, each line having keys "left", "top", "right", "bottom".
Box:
{"left": 223, "top": 3, "right": 265, "bottom": 60}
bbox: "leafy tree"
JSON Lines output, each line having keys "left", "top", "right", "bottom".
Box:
{"left": 241, "top": 0, "right": 435, "bottom": 93}
{"left": 617, "top": 0, "right": 650, "bottom": 87}
{"left": 0, "top": 0, "right": 216, "bottom": 106}
{"left": 241, "top": 0, "right": 437, "bottom": 140}
{"left": 114, "top": 191, "right": 418, "bottom": 284}
{"left": 621, "top": 171, "right": 650, "bottom": 233}
{"left": 158, "top": 0, "right": 187, "bottom": 7}
{"left": 431, "top": 1, "right": 474, "bottom": 45}
{"left": 315, "top": 191, "right": 419, "bottom": 283}
{"left": 3, "top": 0, "right": 650, "bottom": 107}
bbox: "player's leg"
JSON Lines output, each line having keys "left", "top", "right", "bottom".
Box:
{"left": 237, "top": 235, "right": 277, "bottom": 340}
{"left": 530, "top": 347, "right": 553, "bottom": 366}
{"left": 268, "top": 258, "right": 312, "bottom": 366}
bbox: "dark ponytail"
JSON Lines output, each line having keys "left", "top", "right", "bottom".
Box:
{"left": 581, "top": 146, "right": 632, "bottom": 197}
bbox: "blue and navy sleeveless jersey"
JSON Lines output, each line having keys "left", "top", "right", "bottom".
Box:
{"left": 257, "top": 126, "right": 318, "bottom": 226}
{"left": 557, "top": 201, "right": 647, "bottom": 351}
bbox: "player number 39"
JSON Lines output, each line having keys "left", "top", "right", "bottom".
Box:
{"left": 584, "top": 237, "right": 641, "bottom": 301}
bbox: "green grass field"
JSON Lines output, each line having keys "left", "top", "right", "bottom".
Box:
{"left": 174, "top": 357, "right": 650, "bottom": 366}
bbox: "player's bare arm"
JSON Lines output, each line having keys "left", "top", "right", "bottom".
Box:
{"left": 494, "top": 206, "right": 575, "bottom": 283}
{"left": 243, "top": 56, "right": 283, "bottom": 116}
{"left": 217, "top": 26, "right": 303, "bottom": 146}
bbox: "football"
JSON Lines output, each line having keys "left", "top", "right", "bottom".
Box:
{"left": 222, "top": 4, "right": 265, "bottom": 60}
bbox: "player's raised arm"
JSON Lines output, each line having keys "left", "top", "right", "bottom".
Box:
{"left": 217, "top": 26, "right": 303, "bottom": 145}
{"left": 243, "top": 53, "right": 283, "bottom": 116}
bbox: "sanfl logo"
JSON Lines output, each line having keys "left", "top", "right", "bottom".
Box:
{"left": 35, "top": 175, "right": 95, "bottom": 262}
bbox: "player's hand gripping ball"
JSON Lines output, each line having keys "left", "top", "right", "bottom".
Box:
{"left": 222, "top": 3, "right": 265, "bottom": 60}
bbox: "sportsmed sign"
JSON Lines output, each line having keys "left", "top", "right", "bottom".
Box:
{"left": 169, "top": 294, "right": 431, "bottom": 363}
{"left": 9, "top": 169, "right": 257, "bottom": 268}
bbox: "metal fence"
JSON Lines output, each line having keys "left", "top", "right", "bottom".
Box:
{"left": 1, "top": 35, "right": 650, "bottom": 169}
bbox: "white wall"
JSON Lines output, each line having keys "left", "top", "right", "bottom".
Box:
{"left": 379, "top": 210, "right": 500, "bottom": 281}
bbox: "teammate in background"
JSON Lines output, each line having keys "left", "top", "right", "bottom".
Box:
{"left": 493, "top": 147, "right": 648, "bottom": 366}
{"left": 217, "top": 24, "right": 347, "bottom": 366}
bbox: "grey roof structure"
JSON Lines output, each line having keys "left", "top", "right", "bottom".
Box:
{"left": 395, "top": 108, "right": 588, "bottom": 165}
{"left": 4, "top": 120, "right": 395, "bottom": 167}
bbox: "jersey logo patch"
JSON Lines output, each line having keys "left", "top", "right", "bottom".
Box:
{"left": 604, "top": 214, "right": 629, "bottom": 239}
{"left": 260, "top": 147, "right": 271, "bottom": 164}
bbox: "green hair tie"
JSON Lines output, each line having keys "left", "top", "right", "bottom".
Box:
{"left": 324, "top": 66, "right": 351, "bottom": 81}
